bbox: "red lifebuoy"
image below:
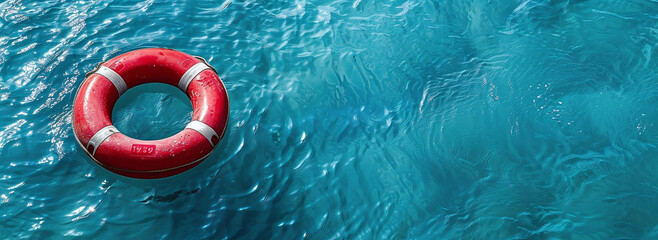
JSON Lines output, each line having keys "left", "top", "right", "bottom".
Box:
{"left": 72, "top": 48, "right": 229, "bottom": 179}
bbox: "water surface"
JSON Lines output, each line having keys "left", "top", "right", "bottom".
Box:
{"left": 2, "top": 0, "right": 658, "bottom": 239}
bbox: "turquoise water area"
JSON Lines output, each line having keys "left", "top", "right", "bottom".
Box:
{"left": 2, "top": 0, "right": 658, "bottom": 239}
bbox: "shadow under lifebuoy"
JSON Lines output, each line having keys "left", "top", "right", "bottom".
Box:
{"left": 79, "top": 123, "right": 233, "bottom": 203}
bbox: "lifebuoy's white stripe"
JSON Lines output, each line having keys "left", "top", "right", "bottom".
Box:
{"left": 185, "top": 120, "right": 218, "bottom": 147}
{"left": 87, "top": 125, "right": 120, "bottom": 156}
{"left": 178, "top": 62, "right": 210, "bottom": 92}
{"left": 93, "top": 66, "right": 127, "bottom": 96}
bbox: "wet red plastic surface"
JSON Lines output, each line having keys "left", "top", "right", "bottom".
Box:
{"left": 72, "top": 48, "right": 229, "bottom": 179}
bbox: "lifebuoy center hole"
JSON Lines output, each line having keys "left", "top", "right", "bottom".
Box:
{"left": 112, "top": 83, "right": 192, "bottom": 140}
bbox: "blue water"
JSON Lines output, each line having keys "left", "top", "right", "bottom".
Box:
{"left": 2, "top": 0, "right": 658, "bottom": 239}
